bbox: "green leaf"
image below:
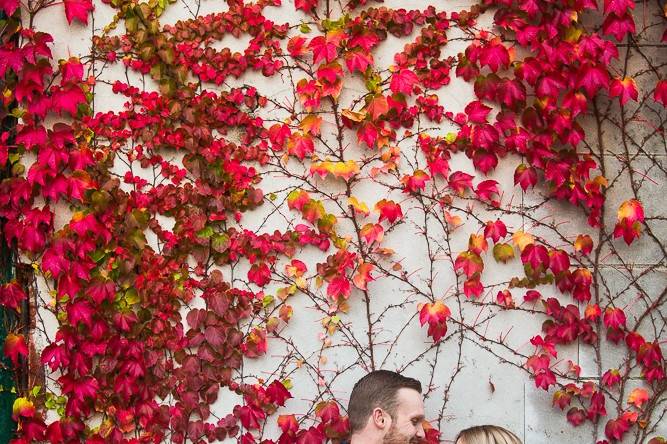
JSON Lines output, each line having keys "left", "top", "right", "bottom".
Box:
{"left": 124, "top": 288, "right": 140, "bottom": 305}
{"left": 89, "top": 249, "right": 106, "bottom": 263}
{"left": 197, "top": 226, "right": 214, "bottom": 239}
{"left": 493, "top": 243, "right": 515, "bottom": 263}
{"left": 30, "top": 385, "right": 41, "bottom": 397}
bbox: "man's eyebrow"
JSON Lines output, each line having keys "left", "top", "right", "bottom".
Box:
{"left": 412, "top": 414, "right": 426, "bottom": 421}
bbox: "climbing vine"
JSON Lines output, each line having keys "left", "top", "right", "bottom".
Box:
{"left": 0, "top": 0, "right": 665, "bottom": 442}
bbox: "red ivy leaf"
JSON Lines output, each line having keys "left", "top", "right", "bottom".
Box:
{"left": 327, "top": 275, "right": 351, "bottom": 301}
{"left": 454, "top": 251, "right": 484, "bottom": 278}
{"left": 295, "top": 0, "right": 318, "bottom": 13}
{"left": 484, "top": 220, "right": 507, "bottom": 243}
{"left": 478, "top": 39, "right": 510, "bottom": 72}
{"left": 448, "top": 171, "right": 474, "bottom": 196}
{"left": 465, "top": 100, "right": 492, "bottom": 123}
{"left": 654, "top": 80, "right": 667, "bottom": 106}
{"left": 51, "top": 84, "right": 86, "bottom": 116}
{"left": 248, "top": 263, "right": 271, "bottom": 287}
{"left": 390, "top": 69, "right": 419, "bottom": 95}
{"left": 63, "top": 0, "right": 94, "bottom": 25}
{"left": 0, "top": 281, "right": 27, "bottom": 310}
{"left": 266, "top": 380, "right": 292, "bottom": 406}
{"left": 603, "top": 307, "right": 627, "bottom": 330}
{"left": 4, "top": 333, "right": 29, "bottom": 366}
{"left": 605, "top": 417, "right": 631, "bottom": 441}
{"left": 609, "top": 77, "right": 638, "bottom": 105}
{"left": 375, "top": 199, "right": 403, "bottom": 224}
{"left": 0, "top": 0, "right": 19, "bottom": 16}
{"left": 514, "top": 163, "right": 537, "bottom": 190}
{"left": 602, "top": 13, "right": 635, "bottom": 42}
{"left": 345, "top": 50, "right": 373, "bottom": 74}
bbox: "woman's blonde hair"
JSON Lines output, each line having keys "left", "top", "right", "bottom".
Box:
{"left": 455, "top": 425, "right": 522, "bottom": 444}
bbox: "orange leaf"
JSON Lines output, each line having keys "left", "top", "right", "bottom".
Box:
{"left": 367, "top": 95, "right": 389, "bottom": 120}
{"left": 353, "top": 262, "right": 374, "bottom": 290}
{"left": 628, "top": 387, "right": 650, "bottom": 408}
{"left": 341, "top": 108, "right": 367, "bottom": 122}
{"left": 300, "top": 114, "right": 322, "bottom": 136}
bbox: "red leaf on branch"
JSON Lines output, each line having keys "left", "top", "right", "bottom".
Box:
{"left": 601, "top": 369, "right": 621, "bottom": 388}
{"left": 375, "top": 199, "right": 403, "bottom": 224}
{"left": 577, "top": 64, "right": 610, "bottom": 97}
{"left": 242, "top": 328, "right": 268, "bottom": 358}
{"left": 287, "top": 133, "right": 314, "bottom": 159}
{"left": 514, "top": 163, "right": 537, "bottom": 190}
{"left": 614, "top": 199, "right": 644, "bottom": 245}
{"left": 567, "top": 407, "right": 586, "bottom": 426}
{"left": 484, "top": 220, "right": 507, "bottom": 243}
{"left": 609, "top": 77, "right": 638, "bottom": 105}
{"left": 454, "top": 251, "right": 484, "bottom": 278}
{"left": 360, "top": 223, "right": 384, "bottom": 244}
{"left": 266, "top": 380, "right": 292, "bottom": 406}
{"left": 67, "top": 299, "right": 94, "bottom": 327}
{"left": 604, "top": 0, "right": 635, "bottom": 16}
{"left": 235, "top": 404, "right": 265, "bottom": 430}
{"left": 605, "top": 417, "right": 630, "bottom": 441}
{"left": 288, "top": 36, "right": 308, "bottom": 57}
{"left": 278, "top": 414, "right": 299, "bottom": 434}
{"left": 463, "top": 276, "right": 484, "bottom": 298}
{"left": 309, "top": 32, "right": 343, "bottom": 65}
{"left": 448, "top": 171, "right": 474, "bottom": 196}
{"left": 352, "top": 262, "right": 374, "bottom": 290}
{"left": 51, "top": 84, "right": 86, "bottom": 116}
{"left": 548, "top": 249, "right": 570, "bottom": 275}
{"left": 654, "top": 80, "right": 667, "bottom": 106}
{"left": 574, "top": 234, "right": 594, "bottom": 255}
{"left": 603, "top": 307, "right": 626, "bottom": 330}
{"left": 602, "top": 13, "right": 635, "bottom": 41}
{"left": 465, "top": 100, "right": 492, "bottom": 123}
{"left": 520, "top": 244, "right": 549, "bottom": 271}
{"left": 366, "top": 95, "right": 389, "bottom": 121}
{"left": 0, "top": 281, "right": 27, "bottom": 310}
{"left": 475, "top": 179, "right": 500, "bottom": 204}
{"left": 478, "top": 39, "right": 510, "bottom": 72}
{"left": 63, "top": 0, "right": 94, "bottom": 24}
{"left": 0, "top": 0, "right": 19, "bottom": 15}
{"left": 401, "top": 170, "right": 430, "bottom": 193}
{"left": 390, "top": 69, "right": 419, "bottom": 95}
{"left": 60, "top": 57, "right": 84, "bottom": 83}
{"left": 248, "top": 263, "right": 271, "bottom": 287}
{"left": 4, "top": 333, "right": 28, "bottom": 366}
{"left": 295, "top": 0, "right": 318, "bottom": 13}
{"left": 327, "top": 275, "right": 351, "bottom": 301}
{"left": 345, "top": 50, "right": 373, "bottom": 74}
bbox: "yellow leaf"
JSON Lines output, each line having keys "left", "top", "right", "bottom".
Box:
{"left": 342, "top": 108, "right": 367, "bottom": 122}
{"left": 311, "top": 160, "right": 359, "bottom": 181}
{"left": 512, "top": 230, "right": 534, "bottom": 251}
{"left": 348, "top": 196, "right": 370, "bottom": 216}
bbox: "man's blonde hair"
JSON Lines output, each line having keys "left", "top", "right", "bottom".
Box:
{"left": 455, "top": 425, "right": 522, "bottom": 444}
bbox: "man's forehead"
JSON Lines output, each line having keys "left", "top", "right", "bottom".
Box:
{"left": 395, "top": 388, "right": 425, "bottom": 412}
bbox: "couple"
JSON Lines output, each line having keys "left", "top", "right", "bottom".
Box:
{"left": 347, "top": 370, "right": 521, "bottom": 444}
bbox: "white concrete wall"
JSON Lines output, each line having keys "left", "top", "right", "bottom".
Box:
{"left": 28, "top": 0, "right": 666, "bottom": 443}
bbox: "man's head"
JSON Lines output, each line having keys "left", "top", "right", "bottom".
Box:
{"left": 348, "top": 370, "right": 425, "bottom": 444}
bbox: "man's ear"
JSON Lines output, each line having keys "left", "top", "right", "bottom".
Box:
{"left": 371, "top": 408, "right": 387, "bottom": 429}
